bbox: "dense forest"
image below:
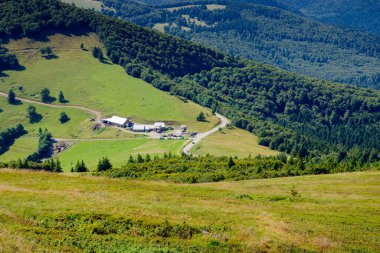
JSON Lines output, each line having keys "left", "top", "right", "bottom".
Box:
{"left": 278, "top": 0, "right": 380, "bottom": 35}
{"left": 1, "top": 0, "right": 380, "bottom": 162}
{"left": 101, "top": 0, "right": 380, "bottom": 89}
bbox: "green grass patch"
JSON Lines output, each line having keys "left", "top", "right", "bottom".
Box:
{"left": 191, "top": 127, "right": 279, "bottom": 157}
{"left": 0, "top": 170, "right": 379, "bottom": 252}
{"left": 60, "top": 0, "right": 102, "bottom": 10}
{"left": 57, "top": 139, "right": 186, "bottom": 171}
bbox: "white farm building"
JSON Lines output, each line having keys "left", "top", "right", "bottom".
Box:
{"left": 132, "top": 122, "right": 166, "bottom": 132}
{"left": 102, "top": 116, "right": 131, "bottom": 128}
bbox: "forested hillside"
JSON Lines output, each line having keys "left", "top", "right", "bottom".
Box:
{"left": 100, "top": 0, "right": 380, "bottom": 89}
{"left": 1, "top": 0, "right": 380, "bottom": 164}
{"left": 278, "top": 0, "right": 380, "bottom": 35}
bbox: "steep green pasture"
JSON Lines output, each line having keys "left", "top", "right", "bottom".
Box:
{"left": 57, "top": 138, "right": 185, "bottom": 171}
{"left": 0, "top": 170, "right": 379, "bottom": 252}
{"left": 1, "top": 33, "right": 218, "bottom": 132}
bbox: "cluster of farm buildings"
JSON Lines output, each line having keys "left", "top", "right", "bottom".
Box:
{"left": 101, "top": 116, "right": 168, "bottom": 132}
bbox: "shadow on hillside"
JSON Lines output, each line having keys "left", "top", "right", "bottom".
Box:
{"left": 43, "top": 54, "right": 59, "bottom": 60}
{"left": 1, "top": 28, "right": 93, "bottom": 45}
{"left": 43, "top": 96, "right": 57, "bottom": 104}
{"left": 11, "top": 99, "right": 23, "bottom": 106}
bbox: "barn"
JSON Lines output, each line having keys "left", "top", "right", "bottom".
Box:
{"left": 102, "top": 116, "right": 131, "bottom": 128}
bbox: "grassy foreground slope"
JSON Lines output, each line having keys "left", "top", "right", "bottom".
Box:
{"left": 1, "top": 32, "right": 218, "bottom": 132}
{"left": 0, "top": 170, "right": 379, "bottom": 252}
{"left": 191, "top": 127, "right": 279, "bottom": 157}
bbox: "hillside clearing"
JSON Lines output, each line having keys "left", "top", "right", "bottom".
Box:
{"left": 1, "top": 32, "right": 218, "bottom": 132}
{"left": 60, "top": 0, "right": 102, "bottom": 10}
{"left": 0, "top": 170, "right": 379, "bottom": 252}
{"left": 191, "top": 127, "right": 279, "bottom": 157}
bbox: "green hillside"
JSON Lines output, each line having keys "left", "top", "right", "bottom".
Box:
{"left": 100, "top": 0, "right": 380, "bottom": 89}
{"left": 2, "top": 33, "right": 218, "bottom": 132}
{"left": 0, "top": 170, "right": 379, "bottom": 252}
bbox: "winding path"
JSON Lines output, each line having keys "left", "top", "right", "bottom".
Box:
{"left": 183, "top": 113, "right": 230, "bottom": 155}
{"left": 0, "top": 92, "right": 101, "bottom": 122}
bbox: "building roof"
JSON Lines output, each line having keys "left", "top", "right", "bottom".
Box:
{"left": 154, "top": 122, "right": 165, "bottom": 128}
{"left": 106, "top": 116, "right": 129, "bottom": 125}
{"left": 133, "top": 124, "right": 146, "bottom": 131}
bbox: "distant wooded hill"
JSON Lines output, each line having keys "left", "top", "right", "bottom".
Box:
{"left": 100, "top": 0, "right": 380, "bottom": 89}
{"left": 277, "top": 0, "right": 380, "bottom": 35}
{"left": 1, "top": 0, "right": 380, "bottom": 162}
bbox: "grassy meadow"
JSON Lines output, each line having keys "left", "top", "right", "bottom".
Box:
{"left": 0, "top": 170, "right": 379, "bottom": 252}
{"left": 1, "top": 32, "right": 218, "bottom": 132}
{"left": 192, "top": 127, "right": 279, "bottom": 157}
{"left": 60, "top": 0, "right": 102, "bottom": 10}
{"left": 56, "top": 138, "right": 186, "bottom": 171}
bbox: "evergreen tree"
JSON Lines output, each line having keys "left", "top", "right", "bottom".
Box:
{"left": 228, "top": 157, "right": 235, "bottom": 168}
{"left": 137, "top": 153, "right": 144, "bottom": 163}
{"left": 196, "top": 112, "right": 206, "bottom": 122}
{"left": 128, "top": 155, "right": 134, "bottom": 164}
{"left": 75, "top": 160, "right": 88, "bottom": 172}
{"left": 97, "top": 157, "right": 112, "bottom": 172}
{"left": 8, "top": 89, "right": 16, "bottom": 104}
{"left": 54, "top": 159, "right": 62, "bottom": 173}
{"left": 40, "top": 88, "right": 51, "bottom": 103}
{"left": 59, "top": 112, "right": 70, "bottom": 123}
{"left": 58, "top": 91, "right": 66, "bottom": 103}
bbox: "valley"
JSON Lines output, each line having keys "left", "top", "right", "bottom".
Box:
{"left": 0, "top": 1, "right": 379, "bottom": 252}
{"left": 0, "top": 30, "right": 272, "bottom": 169}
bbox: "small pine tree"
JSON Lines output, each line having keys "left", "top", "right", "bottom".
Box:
{"left": 41, "top": 88, "right": 51, "bottom": 103}
{"left": 228, "top": 157, "right": 235, "bottom": 168}
{"left": 58, "top": 91, "right": 66, "bottom": 103}
{"left": 128, "top": 155, "right": 134, "bottom": 164}
{"left": 8, "top": 89, "right": 16, "bottom": 104}
{"left": 59, "top": 112, "right": 70, "bottom": 123}
{"left": 97, "top": 157, "right": 112, "bottom": 172}
{"left": 80, "top": 43, "right": 84, "bottom": 50}
{"left": 75, "top": 160, "right": 88, "bottom": 172}
{"left": 137, "top": 153, "right": 144, "bottom": 163}
{"left": 145, "top": 154, "right": 151, "bottom": 162}
{"left": 54, "top": 159, "right": 62, "bottom": 173}
{"left": 196, "top": 112, "right": 206, "bottom": 122}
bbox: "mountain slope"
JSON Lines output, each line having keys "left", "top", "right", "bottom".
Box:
{"left": 100, "top": 0, "right": 380, "bottom": 89}
{"left": 278, "top": 0, "right": 380, "bottom": 35}
{"left": 1, "top": 0, "right": 380, "bottom": 161}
